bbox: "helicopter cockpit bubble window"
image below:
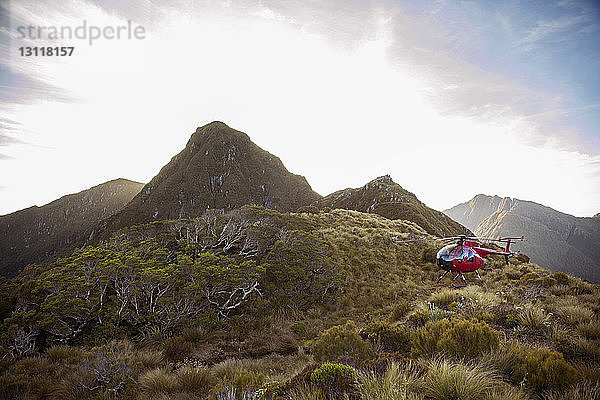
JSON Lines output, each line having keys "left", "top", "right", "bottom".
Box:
{"left": 466, "top": 248, "right": 475, "bottom": 263}
{"left": 437, "top": 245, "right": 457, "bottom": 261}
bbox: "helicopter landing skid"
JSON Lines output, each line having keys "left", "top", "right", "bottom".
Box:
{"left": 451, "top": 272, "right": 468, "bottom": 288}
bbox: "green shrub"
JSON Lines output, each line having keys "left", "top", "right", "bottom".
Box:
{"left": 310, "top": 362, "right": 355, "bottom": 398}
{"left": 311, "top": 321, "right": 372, "bottom": 362}
{"left": 412, "top": 319, "right": 499, "bottom": 359}
{"left": 360, "top": 321, "right": 411, "bottom": 354}
{"left": 423, "top": 358, "right": 499, "bottom": 400}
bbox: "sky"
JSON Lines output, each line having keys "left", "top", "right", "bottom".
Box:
{"left": 1, "top": 0, "right": 599, "bottom": 217}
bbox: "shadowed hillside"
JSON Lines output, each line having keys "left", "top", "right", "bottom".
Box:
{"left": 314, "top": 175, "right": 470, "bottom": 237}
{"left": 0, "top": 178, "right": 143, "bottom": 277}
{"left": 445, "top": 194, "right": 600, "bottom": 282}
{"left": 96, "top": 121, "right": 320, "bottom": 237}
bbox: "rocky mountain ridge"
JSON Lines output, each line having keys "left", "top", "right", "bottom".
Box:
{"left": 314, "top": 175, "right": 470, "bottom": 237}
{"left": 0, "top": 178, "right": 143, "bottom": 277}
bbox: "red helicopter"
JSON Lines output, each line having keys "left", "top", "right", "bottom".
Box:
{"left": 398, "top": 235, "right": 524, "bottom": 287}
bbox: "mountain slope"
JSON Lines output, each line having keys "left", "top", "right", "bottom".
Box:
{"left": 314, "top": 175, "right": 470, "bottom": 237}
{"left": 97, "top": 121, "right": 320, "bottom": 235}
{"left": 445, "top": 194, "right": 600, "bottom": 282}
{"left": 0, "top": 178, "right": 143, "bottom": 277}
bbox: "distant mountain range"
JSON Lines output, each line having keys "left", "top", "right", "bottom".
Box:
{"left": 445, "top": 195, "right": 600, "bottom": 282}
{"left": 314, "top": 175, "right": 469, "bottom": 237}
{"left": 0, "top": 178, "right": 143, "bottom": 277}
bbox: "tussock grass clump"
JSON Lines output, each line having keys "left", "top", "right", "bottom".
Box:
{"left": 181, "top": 326, "right": 206, "bottom": 343}
{"left": 412, "top": 319, "right": 499, "bottom": 359}
{"left": 164, "top": 336, "right": 194, "bottom": 362}
{"left": 388, "top": 300, "right": 412, "bottom": 322}
{"left": 429, "top": 289, "right": 456, "bottom": 308}
{"left": 517, "top": 304, "right": 550, "bottom": 330}
{"left": 311, "top": 321, "right": 372, "bottom": 362}
{"left": 138, "top": 368, "right": 178, "bottom": 395}
{"left": 485, "top": 386, "right": 531, "bottom": 400}
{"left": 422, "top": 358, "right": 500, "bottom": 400}
{"left": 45, "top": 345, "right": 85, "bottom": 364}
{"left": 286, "top": 383, "right": 326, "bottom": 400}
{"left": 543, "top": 380, "right": 600, "bottom": 400}
{"left": 354, "top": 361, "right": 421, "bottom": 400}
{"left": 408, "top": 303, "right": 452, "bottom": 327}
{"left": 135, "top": 349, "right": 164, "bottom": 369}
{"left": 176, "top": 365, "right": 214, "bottom": 395}
{"left": 481, "top": 343, "right": 577, "bottom": 393}
{"left": 556, "top": 304, "right": 595, "bottom": 326}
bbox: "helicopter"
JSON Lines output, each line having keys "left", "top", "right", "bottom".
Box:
{"left": 396, "top": 235, "right": 524, "bottom": 288}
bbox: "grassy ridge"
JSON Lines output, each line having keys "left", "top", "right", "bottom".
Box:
{"left": 0, "top": 207, "right": 598, "bottom": 399}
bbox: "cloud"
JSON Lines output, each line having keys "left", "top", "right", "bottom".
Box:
{"left": 515, "top": 14, "right": 591, "bottom": 53}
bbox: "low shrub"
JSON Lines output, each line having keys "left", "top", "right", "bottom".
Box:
{"left": 412, "top": 319, "right": 499, "bottom": 359}
{"left": 311, "top": 321, "right": 372, "bottom": 362}
{"left": 309, "top": 362, "right": 355, "bottom": 398}
{"left": 360, "top": 321, "right": 411, "bottom": 354}
{"left": 553, "top": 271, "right": 569, "bottom": 285}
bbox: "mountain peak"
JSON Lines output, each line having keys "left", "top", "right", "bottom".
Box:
{"left": 98, "top": 122, "right": 320, "bottom": 233}
{"left": 315, "top": 176, "right": 469, "bottom": 237}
